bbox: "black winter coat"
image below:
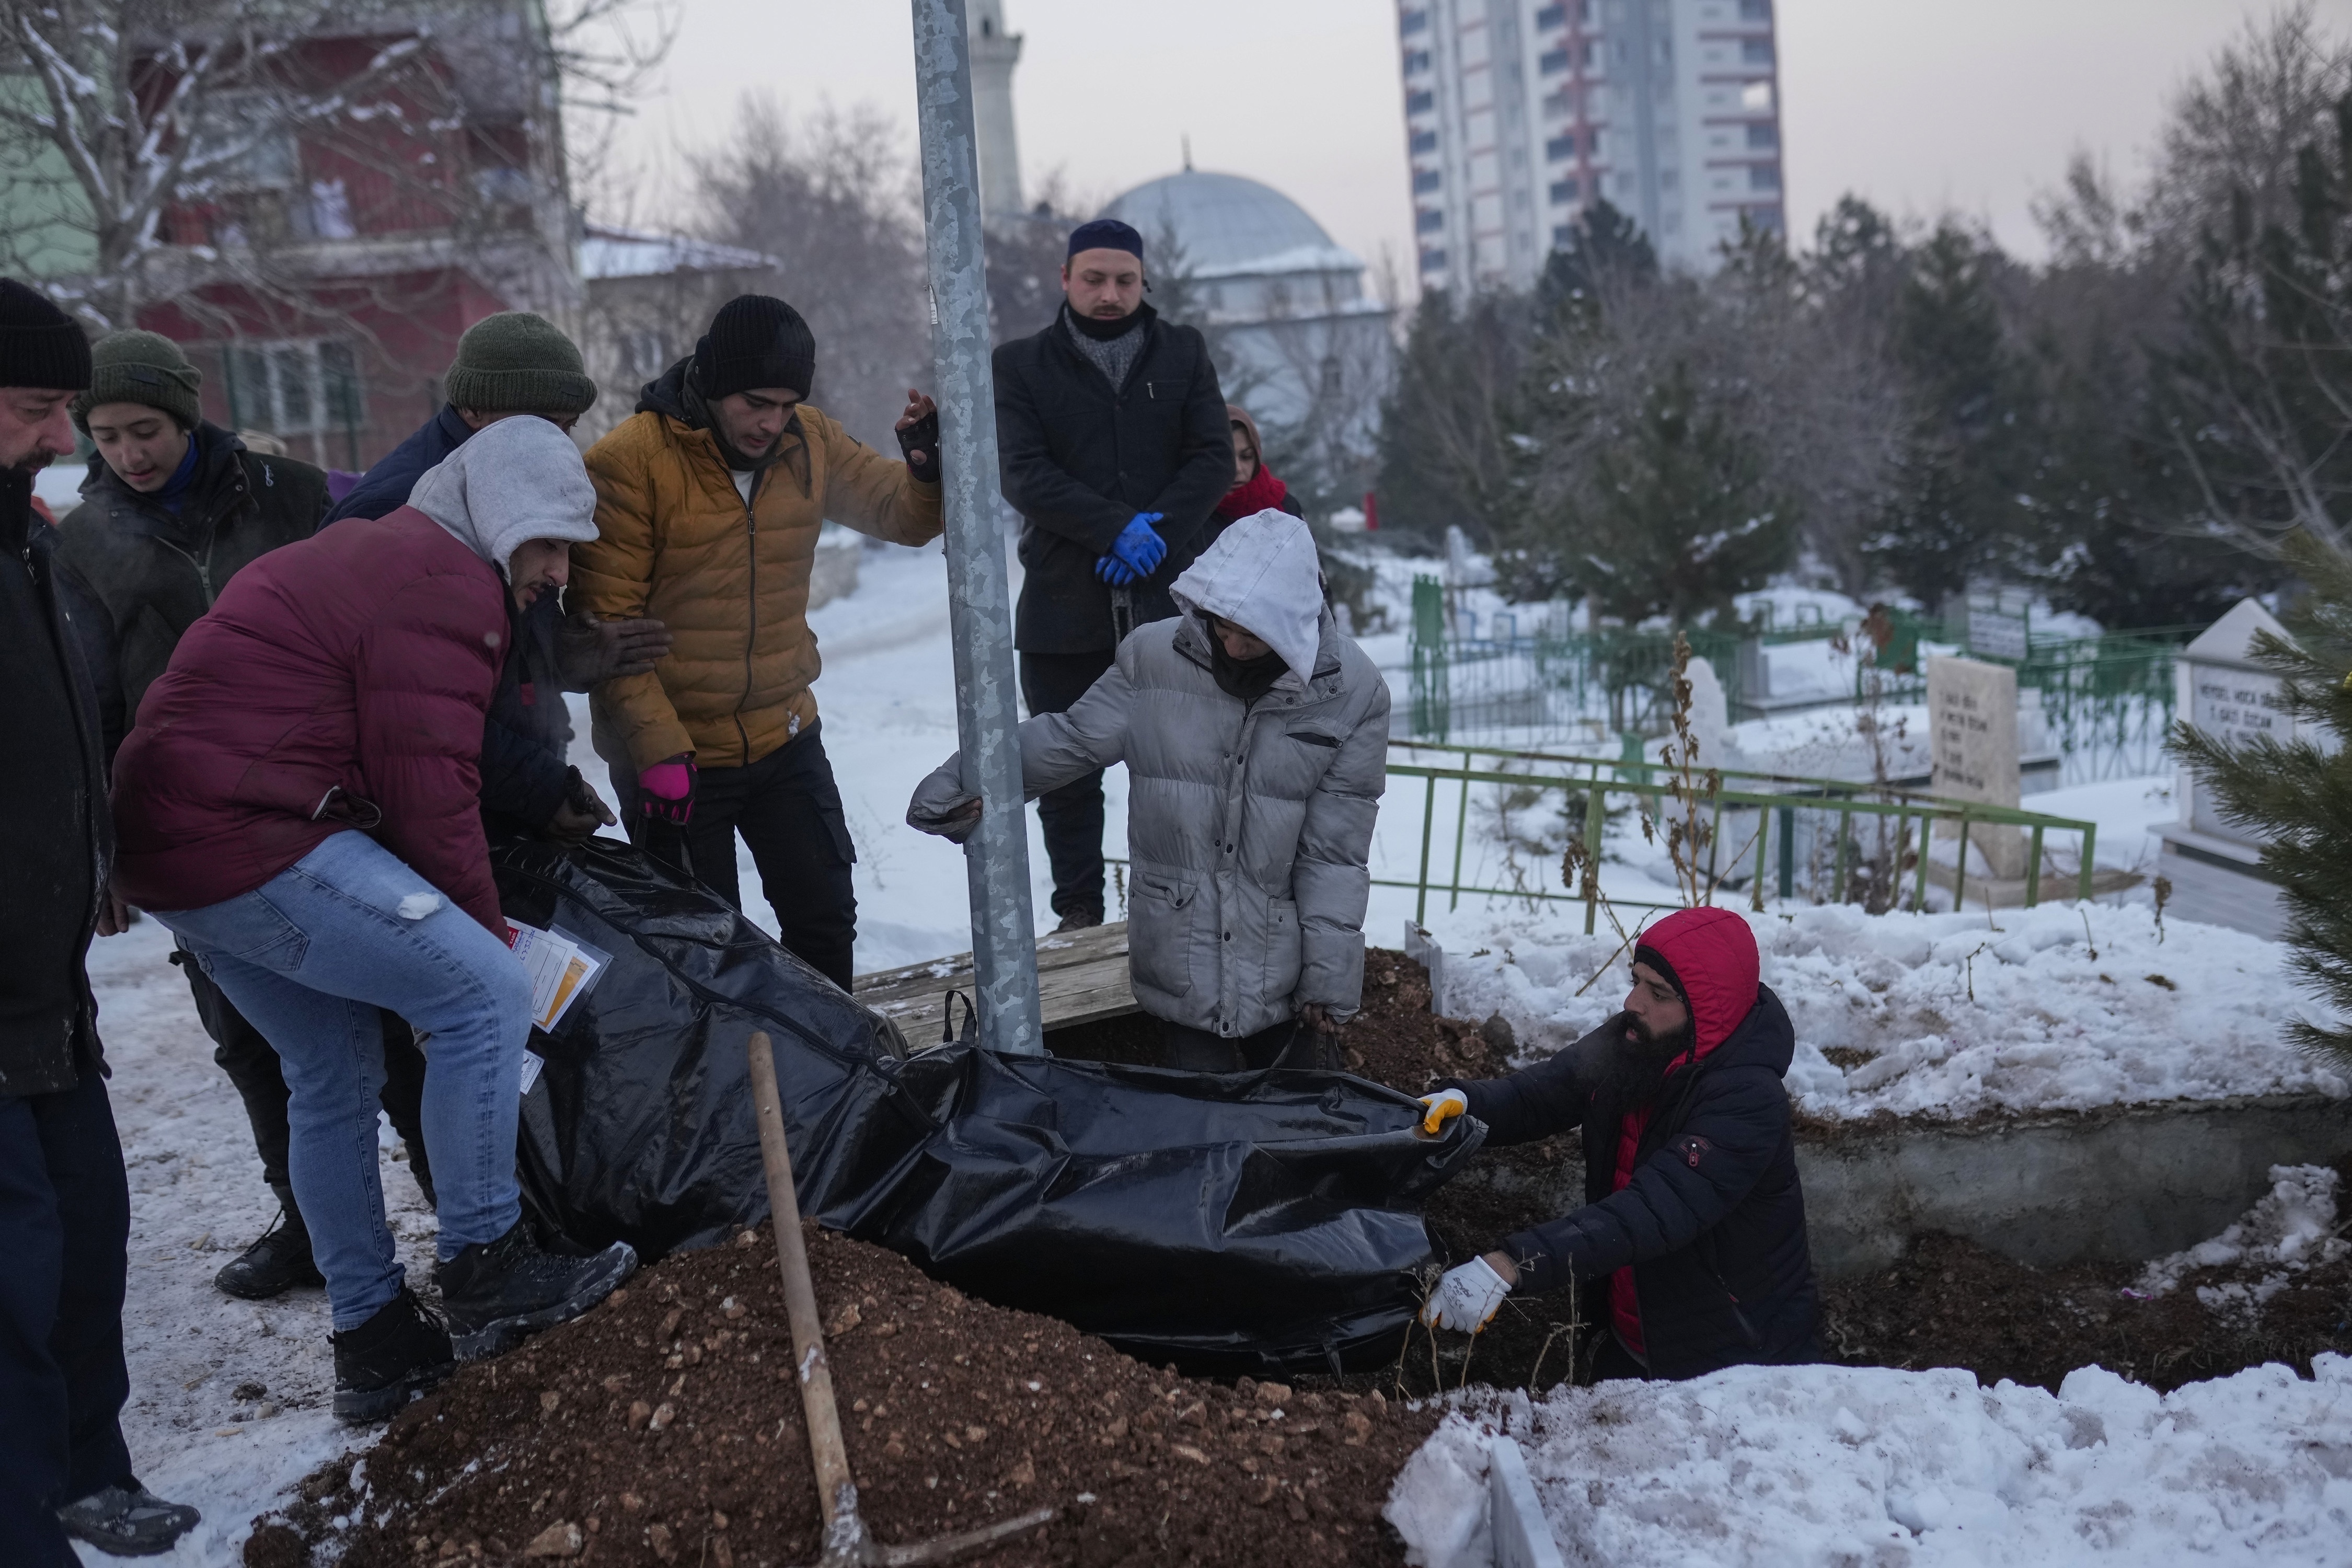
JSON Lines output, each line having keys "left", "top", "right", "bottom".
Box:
{"left": 331, "top": 405, "right": 573, "bottom": 832}
{"left": 995, "top": 304, "right": 1231, "bottom": 653}
{"left": 0, "top": 469, "right": 111, "bottom": 1097}
{"left": 1454, "top": 986, "right": 1819, "bottom": 1380}
{"left": 55, "top": 424, "right": 328, "bottom": 764}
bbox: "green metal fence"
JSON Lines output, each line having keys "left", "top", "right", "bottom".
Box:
{"left": 1383, "top": 740, "right": 2100, "bottom": 930}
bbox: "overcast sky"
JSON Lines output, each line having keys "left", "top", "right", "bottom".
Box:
{"left": 602, "top": 1, "right": 2348, "bottom": 280}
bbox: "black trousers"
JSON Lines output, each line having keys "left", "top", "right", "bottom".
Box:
{"left": 178, "top": 954, "right": 435, "bottom": 1210}
{"left": 0, "top": 1069, "right": 134, "bottom": 1566}
{"left": 1019, "top": 649, "right": 1116, "bottom": 923}
{"left": 1156, "top": 1017, "right": 1335, "bottom": 1073}
{"left": 621, "top": 722, "right": 858, "bottom": 992}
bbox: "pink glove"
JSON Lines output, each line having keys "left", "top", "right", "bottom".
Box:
{"left": 639, "top": 755, "right": 696, "bottom": 825}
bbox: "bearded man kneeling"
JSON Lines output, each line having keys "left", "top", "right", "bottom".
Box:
{"left": 1416, "top": 906, "right": 1821, "bottom": 1380}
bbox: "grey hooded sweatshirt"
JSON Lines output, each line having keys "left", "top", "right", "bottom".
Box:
{"left": 910, "top": 510, "right": 1388, "bottom": 1036}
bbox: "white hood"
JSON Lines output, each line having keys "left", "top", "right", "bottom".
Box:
{"left": 408, "top": 414, "right": 599, "bottom": 579}
{"left": 1170, "top": 509, "right": 1325, "bottom": 686}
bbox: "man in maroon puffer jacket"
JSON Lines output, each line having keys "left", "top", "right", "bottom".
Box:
{"left": 112, "top": 416, "right": 639, "bottom": 1421}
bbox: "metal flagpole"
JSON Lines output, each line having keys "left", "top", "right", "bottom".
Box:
{"left": 910, "top": 0, "right": 1044, "bottom": 1055}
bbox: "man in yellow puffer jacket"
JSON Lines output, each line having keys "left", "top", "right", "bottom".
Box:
{"left": 572, "top": 294, "right": 943, "bottom": 988}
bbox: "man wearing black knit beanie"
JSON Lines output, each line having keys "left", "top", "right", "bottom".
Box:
{"left": 0, "top": 279, "right": 200, "bottom": 1561}
{"left": 572, "top": 295, "right": 945, "bottom": 988}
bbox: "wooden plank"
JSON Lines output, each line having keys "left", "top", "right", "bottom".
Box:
{"left": 853, "top": 921, "right": 1137, "bottom": 1040}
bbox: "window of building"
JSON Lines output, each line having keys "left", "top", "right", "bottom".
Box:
{"left": 1551, "top": 223, "right": 1576, "bottom": 247}
{"left": 1418, "top": 246, "right": 1448, "bottom": 272}
{"left": 1402, "top": 48, "right": 1432, "bottom": 74}
{"left": 1747, "top": 203, "right": 1784, "bottom": 232}
{"left": 1741, "top": 79, "right": 1773, "bottom": 111}
{"left": 1410, "top": 128, "right": 1439, "bottom": 154}
{"left": 1546, "top": 131, "right": 1579, "bottom": 160}
{"left": 1413, "top": 167, "right": 1442, "bottom": 193}
{"left": 1542, "top": 88, "right": 1576, "bottom": 119}
{"left": 1748, "top": 162, "right": 1781, "bottom": 190}
{"left": 1534, "top": 2, "right": 1566, "bottom": 28}
{"left": 1400, "top": 7, "right": 1428, "bottom": 34}
{"left": 1538, "top": 47, "right": 1570, "bottom": 75}
{"left": 195, "top": 90, "right": 301, "bottom": 191}
{"left": 1415, "top": 207, "right": 1445, "bottom": 233}
{"left": 1320, "top": 358, "right": 1344, "bottom": 397}
{"left": 1548, "top": 177, "right": 1580, "bottom": 204}
{"left": 1746, "top": 122, "right": 1778, "bottom": 149}
{"left": 1406, "top": 88, "right": 1435, "bottom": 114}
{"left": 223, "top": 339, "right": 363, "bottom": 453}
{"left": 1739, "top": 0, "right": 1771, "bottom": 18}
{"left": 620, "top": 328, "right": 670, "bottom": 381}
{"left": 1741, "top": 38, "right": 1774, "bottom": 64}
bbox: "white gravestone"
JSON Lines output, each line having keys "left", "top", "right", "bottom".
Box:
{"left": 2178, "top": 599, "right": 2302, "bottom": 841}
{"left": 1928, "top": 656, "right": 2026, "bottom": 879}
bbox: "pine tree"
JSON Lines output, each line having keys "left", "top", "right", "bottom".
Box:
{"left": 1368, "top": 287, "right": 1530, "bottom": 551}
{"left": 2171, "top": 533, "right": 2352, "bottom": 1065}
{"left": 1867, "top": 222, "right": 2035, "bottom": 613}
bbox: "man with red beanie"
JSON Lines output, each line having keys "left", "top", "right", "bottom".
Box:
{"left": 1415, "top": 905, "right": 1819, "bottom": 1380}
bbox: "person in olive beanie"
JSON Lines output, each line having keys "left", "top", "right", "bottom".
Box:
{"left": 327, "top": 310, "right": 598, "bottom": 526}
{"left": 0, "top": 282, "right": 202, "bottom": 1562}
{"left": 52, "top": 328, "right": 445, "bottom": 1310}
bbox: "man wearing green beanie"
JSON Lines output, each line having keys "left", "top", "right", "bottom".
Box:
{"left": 327, "top": 310, "right": 599, "bottom": 525}
{"left": 54, "top": 329, "right": 441, "bottom": 1308}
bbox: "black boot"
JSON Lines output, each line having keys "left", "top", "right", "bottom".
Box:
{"left": 332, "top": 1286, "right": 455, "bottom": 1422}
{"left": 58, "top": 1482, "right": 200, "bottom": 1557}
{"left": 214, "top": 1197, "right": 324, "bottom": 1300}
{"left": 436, "top": 1221, "right": 636, "bottom": 1360}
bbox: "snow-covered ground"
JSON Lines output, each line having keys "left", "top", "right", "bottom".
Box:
{"left": 1387, "top": 1173, "right": 2352, "bottom": 1568}
{"left": 1390, "top": 1354, "right": 2352, "bottom": 1568}
{"left": 1434, "top": 900, "right": 2344, "bottom": 1120}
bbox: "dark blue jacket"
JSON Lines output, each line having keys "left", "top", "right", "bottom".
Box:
{"left": 1454, "top": 985, "right": 1819, "bottom": 1379}
{"left": 326, "top": 404, "right": 470, "bottom": 526}
{"left": 331, "top": 405, "right": 573, "bottom": 831}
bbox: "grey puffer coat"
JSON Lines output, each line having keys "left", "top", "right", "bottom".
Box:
{"left": 912, "top": 511, "right": 1388, "bottom": 1037}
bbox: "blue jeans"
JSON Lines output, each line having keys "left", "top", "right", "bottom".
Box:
{"left": 156, "top": 832, "right": 533, "bottom": 1330}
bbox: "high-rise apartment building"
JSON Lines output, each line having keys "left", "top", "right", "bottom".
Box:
{"left": 1399, "top": 0, "right": 1783, "bottom": 289}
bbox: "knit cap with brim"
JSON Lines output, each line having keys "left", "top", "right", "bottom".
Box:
{"left": 0, "top": 278, "right": 90, "bottom": 392}
{"left": 442, "top": 311, "right": 597, "bottom": 416}
{"left": 696, "top": 294, "right": 815, "bottom": 400}
{"left": 407, "top": 416, "right": 599, "bottom": 579}
{"left": 72, "top": 329, "right": 202, "bottom": 432}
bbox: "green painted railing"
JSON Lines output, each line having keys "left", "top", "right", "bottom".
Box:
{"left": 1384, "top": 740, "right": 2099, "bottom": 929}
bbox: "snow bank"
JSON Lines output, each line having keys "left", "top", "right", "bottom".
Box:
{"left": 1433, "top": 901, "right": 2346, "bottom": 1119}
{"left": 2134, "top": 1165, "right": 2348, "bottom": 1318}
{"left": 1391, "top": 1355, "right": 2352, "bottom": 1566}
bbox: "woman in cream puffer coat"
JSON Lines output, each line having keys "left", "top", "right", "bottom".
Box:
{"left": 909, "top": 510, "right": 1387, "bottom": 1068}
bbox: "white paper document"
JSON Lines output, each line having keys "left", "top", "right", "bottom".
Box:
{"left": 503, "top": 919, "right": 610, "bottom": 1034}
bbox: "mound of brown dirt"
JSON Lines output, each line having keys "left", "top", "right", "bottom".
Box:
{"left": 1822, "top": 1223, "right": 2352, "bottom": 1394}
{"left": 1334, "top": 952, "right": 1514, "bottom": 1095}
{"left": 261, "top": 1223, "right": 1435, "bottom": 1567}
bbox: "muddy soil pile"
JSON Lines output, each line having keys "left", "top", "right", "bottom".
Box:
{"left": 255, "top": 1223, "right": 1435, "bottom": 1568}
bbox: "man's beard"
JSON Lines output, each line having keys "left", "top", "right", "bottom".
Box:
{"left": 1599, "top": 1010, "right": 1693, "bottom": 1109}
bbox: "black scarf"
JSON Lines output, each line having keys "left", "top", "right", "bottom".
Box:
{"left": 1067, "top": 305, "right": 1144, "bottom": 342}
{"left": 1209, "top": 627, "right": 1288, "bottom": 704}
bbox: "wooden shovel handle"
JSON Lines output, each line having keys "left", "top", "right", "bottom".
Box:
{"left": 746, "top": 1031, "right": 862, "bottom": 1542}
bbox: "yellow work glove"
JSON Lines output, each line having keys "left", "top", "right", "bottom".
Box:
{"left": 1417, "top": 1089, "right": 1468, "bottom": 1136}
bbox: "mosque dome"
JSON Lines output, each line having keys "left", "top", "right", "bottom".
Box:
{"left": 1101, "top": 169, "right": 1361, "bottom": 279}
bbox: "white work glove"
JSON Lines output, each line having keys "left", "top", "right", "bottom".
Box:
{"left": 1416, "top": 1089, "right": 1468, "bottom": 1136}
{"left": 1421, "top": 1255, "right": 1512, "bottom": 1333}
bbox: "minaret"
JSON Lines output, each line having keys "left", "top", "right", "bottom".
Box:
{"left": 967, "top": 0, "right": 1024, "bottom": 216}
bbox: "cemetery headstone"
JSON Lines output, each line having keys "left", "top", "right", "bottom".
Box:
{"left": 1928, "top": 655, "right": 2026, "bottom": 879}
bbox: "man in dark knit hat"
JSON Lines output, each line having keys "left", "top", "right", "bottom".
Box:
{"left": 51, "top": 329, "right": 441, "bottom": 1306}
{"left": 992, "top": 216, "right": 1231, "bottom": 930}
{"left": 0, "top": 281, "right": 200, "bottom": 1562}
{"left": 572, "top": 295, "right": 943, "bottom": 988}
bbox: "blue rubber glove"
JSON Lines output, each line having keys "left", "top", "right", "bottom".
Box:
{"left": 1107, "top": 512, "right": 1167, "bottom": 579}
{"left": 1095, "top": 554, "right": 1136, "bottom": 586}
